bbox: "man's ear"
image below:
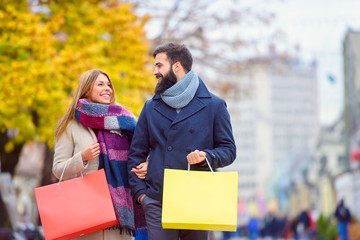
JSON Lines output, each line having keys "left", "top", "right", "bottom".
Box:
{"left": 172, "top": 62, "right": 182, "bottom": 73}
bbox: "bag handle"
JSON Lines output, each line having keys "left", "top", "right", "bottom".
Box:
{"left": 187, "top": 157, "right": 214, "bottom": 175}
{"left": 58, "top": 161, "right": 83, "bottom": 186}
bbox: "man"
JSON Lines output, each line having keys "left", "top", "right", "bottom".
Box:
{"left": 335, "top": 199, "right": 351, "bottom": 240}
{"left": 128, "top": 43, "right": 236, "bottom": 240}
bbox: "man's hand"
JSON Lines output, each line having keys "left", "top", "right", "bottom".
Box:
{"left": 187, "top": 150, "right": 206, "bottom": 165}
{"left": 131, "top": 162, "right": 148, "bottom": 179}
{"left": 139, "top": 194, "right": 146, "bottom": 205}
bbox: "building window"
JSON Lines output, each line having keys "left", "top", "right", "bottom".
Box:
{"left": 337, "top": 155, "right": 345, "bottom": 166}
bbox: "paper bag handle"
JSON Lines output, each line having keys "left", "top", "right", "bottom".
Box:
{"left": 187, "top": 157, "right": 214, "bottom": 175}
{"left": 58, "top": 161, "right": 83, "bottom": 186}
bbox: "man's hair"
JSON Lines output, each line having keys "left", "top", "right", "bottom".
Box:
{"left": 153, "top": 43, "right": 193, "bottom": 73}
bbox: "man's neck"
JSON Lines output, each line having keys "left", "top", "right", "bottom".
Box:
{"left": 176, "top": 71, "right": 186, "bottom": 82}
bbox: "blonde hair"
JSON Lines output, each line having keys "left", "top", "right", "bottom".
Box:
{"left": 55, "top": 69, "right": 116, "bottom": 142}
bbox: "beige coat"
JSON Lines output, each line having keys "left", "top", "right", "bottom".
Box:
{"left": 53, "top": 120, "right": 98, "bottom": 180}
{"left": 53, "top": 120, "right": 132, "bottom": 240}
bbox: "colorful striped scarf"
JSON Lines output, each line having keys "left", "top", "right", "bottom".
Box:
{"left": 75, "top": 98, "right": 147, "bottom": 237}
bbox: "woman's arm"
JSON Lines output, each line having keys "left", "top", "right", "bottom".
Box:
{"left": 52, "top": 130, "right": 88, "bottom": 180}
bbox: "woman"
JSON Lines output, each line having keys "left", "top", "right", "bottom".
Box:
{"left": 53, "top": 69, "right": 147, "bottom": 240}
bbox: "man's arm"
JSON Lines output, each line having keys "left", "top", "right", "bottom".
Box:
{"left": 127, "top": 103, "right": 150, "bottom": 202}
{"left": 204, "top": 99, "right": 236, "bottom": 169}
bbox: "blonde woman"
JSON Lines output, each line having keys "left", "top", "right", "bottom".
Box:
{"left": 53, "top": 69, "right": 147, "bottom": 240}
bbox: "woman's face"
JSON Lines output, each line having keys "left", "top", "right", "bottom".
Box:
{"left": 87, "top": 74, "right": 113, "bottom": 104}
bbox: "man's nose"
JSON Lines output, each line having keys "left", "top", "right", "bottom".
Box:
{"left": 153, "top": 68, "right": 159, "bottom": 76}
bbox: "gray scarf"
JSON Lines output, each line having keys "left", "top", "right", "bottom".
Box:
{"left": 160, "top": 70, "right": 199, "bottom": 109}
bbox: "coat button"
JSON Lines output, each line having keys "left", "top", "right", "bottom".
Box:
{"left": 186, "top": 148, "right": 191, "bottom": 153}
{"left": 167, "top": 146, "right": 172, "bottom": 151}
{"left": 189, "top": 128, "right": 195, "bottom": 134}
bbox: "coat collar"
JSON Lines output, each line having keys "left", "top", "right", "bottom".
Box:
{"left": 153, "top": 78, "right": 211, "bottom": 124}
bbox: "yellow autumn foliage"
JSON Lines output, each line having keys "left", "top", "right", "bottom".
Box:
{"left": 0, "top": 0, "right": 154, "bottom": 151}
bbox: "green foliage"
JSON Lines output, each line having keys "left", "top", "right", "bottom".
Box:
{"left": 316, "top": 214, "right": 338, "bottom": 240}
{"left": 0, "top": 0, "right": 154, "bottom": 151}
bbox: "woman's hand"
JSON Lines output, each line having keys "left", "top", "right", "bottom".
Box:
{"left": 81, "top": 142, "right": 100, "bottom": 161}
{"left": 131, "top": 161, "right": 148, "bottom": 179}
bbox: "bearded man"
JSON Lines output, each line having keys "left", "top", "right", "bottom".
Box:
{"left": 127, "top": 43, "right": 236, "bottom": 240}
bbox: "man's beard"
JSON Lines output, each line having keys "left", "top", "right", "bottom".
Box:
{"left": 154, "top": 68, "right": 177, "bottom": 94}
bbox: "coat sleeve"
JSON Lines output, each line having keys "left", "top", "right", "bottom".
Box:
{"left": 203, "top": 99, "right": 236, "bottom": 169}
{"left": 127, "top": 102, "right": 150, "bottom": 201}
{"left": 52, "top": 128, "right": 87, "bottom": 180}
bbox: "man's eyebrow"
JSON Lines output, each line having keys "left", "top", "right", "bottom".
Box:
{"left": 154, "top": 62, "right": 162, "bottom": 66}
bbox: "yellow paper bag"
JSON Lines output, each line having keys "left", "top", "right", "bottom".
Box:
{"left": 162, "top": 167, "right": 238, "bottom": 231}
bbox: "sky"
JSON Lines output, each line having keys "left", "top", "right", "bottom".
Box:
{"left": 141, "top": 0, "right": 360, "bottom": 126}
{"left": 238, "top": 0, "right": 360, "bottom": 126}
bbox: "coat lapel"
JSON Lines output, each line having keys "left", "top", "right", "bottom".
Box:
{"left": 154, "top": 96, "right": 177, "bottom": 122}
{"left": 171, "top": 79, "right": 211, "bottom": 126}
{"left": 171, "top": 97, "right": 206, "bottom": 126}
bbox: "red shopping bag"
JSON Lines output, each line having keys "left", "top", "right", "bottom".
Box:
{"left": 34, "top": 169, "right": 118, "bottom": 240}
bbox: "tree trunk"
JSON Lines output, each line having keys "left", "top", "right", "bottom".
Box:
{"left": 0, "top": 132, "right": 22, "bottom": 176}
{"left": 40, "top": 145, "right": 55, "bottom": 187}
{"left": 0, "top": 132, "right": 22, "bottom": 228}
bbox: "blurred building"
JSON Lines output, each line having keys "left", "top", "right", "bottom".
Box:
{"left": 313, "top": 118, "right": 345, "bottom": 217}
{"left": 222, "top": 54, "right": 319, "bottom": 216}
{"left": 343, "top": 30, "right": 360, "bottom": 169}
{"left": 341, "top": 29, "right": 360, "bottom": 221}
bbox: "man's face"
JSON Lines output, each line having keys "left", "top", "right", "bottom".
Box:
{"left": 153, "top": 52, "right": 178, "bottom": 94}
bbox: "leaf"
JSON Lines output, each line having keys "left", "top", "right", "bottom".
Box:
{"left": 0, "top": 1, "right": 154, "bottom": 150}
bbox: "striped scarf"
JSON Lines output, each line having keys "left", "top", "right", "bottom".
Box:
{"left": 75, "top": 99, "right": 147, "bottom": 237}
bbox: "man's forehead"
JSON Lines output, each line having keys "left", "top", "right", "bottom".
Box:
{"left": 154, "top": 53, "right": 169, "bottom": 65}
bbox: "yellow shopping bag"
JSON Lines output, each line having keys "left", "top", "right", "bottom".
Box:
{"left": 162, "top": 159, "right": 238, "bottom": 232}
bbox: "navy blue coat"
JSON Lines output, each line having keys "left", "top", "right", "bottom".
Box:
{"left": 127, "top": 79, "right": 236, "bottom": 202}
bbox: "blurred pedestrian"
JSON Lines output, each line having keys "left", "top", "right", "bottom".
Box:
{"left": 281, "top": 216, "right": 293, "bottom": 239}
{"left": 290, "top": 216, "right": 299, "bottom": 240}
{"left": 127, "top": 43, "right": 236, "bottom": 240}
{"left": 335, "top": 199, "right": 351, "bottom": 240}
{"left": 308, "top": 211, "right": 317, "bottom": 239}
{"left": 53, "top": 69, "right": 148, "bottom": 240}
{"left": 297, "top": 210, "right": 311, "bottom": 239}
{"left": 247, "top": 216, "right": 260, "bottom": 240}
{"left": 263, "top": 212, "right": 279, "bottom": 239}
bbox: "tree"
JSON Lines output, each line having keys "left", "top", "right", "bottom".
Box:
{"left": 126, "top": 0, "right": 276, "bottom": 96}
{"left": 0, "top": 0, "right": 154, "bottom": 176}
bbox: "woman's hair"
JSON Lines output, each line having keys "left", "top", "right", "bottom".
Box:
{"left": 55, "top": 69, "right": 115, "bottom": 141}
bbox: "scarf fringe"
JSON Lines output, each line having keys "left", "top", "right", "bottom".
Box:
{"left": 105, "top": 225, "right": 147, "bottom": 238}
{"left": 105, "top": 225, "right": 136, "bottom": 237}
